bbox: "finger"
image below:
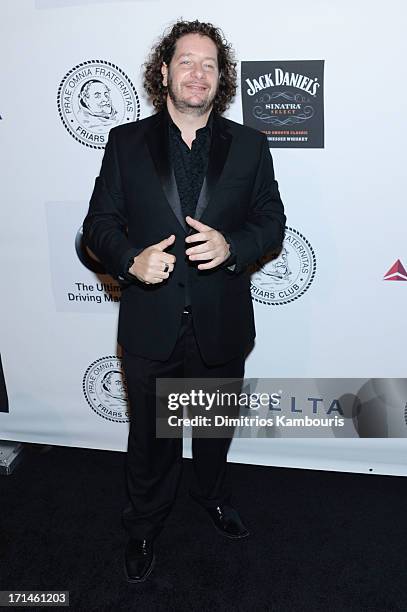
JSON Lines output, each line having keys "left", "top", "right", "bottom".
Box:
{"left": 197, "top": 258, "right": 223, "bottom": 270}
{"left": 147, "top": 276, "right": 166, "bottom": 284}
{"left": 162, "top": 263, "right": 175, "bottom": 273}
{"left": 148, "top": 278, "right": 163, "bottom": 284}
{"left": 148, "top": 270, "right": 170, "bottom": 280}
{"left": 149, "top": 254, "right": 175, "bottom": 269}
{"left": 185, "top": 216, "right": 212, "bottom": 231}
{"left": 186, "top": 241, "right": 213, "bottom": 255}
{"left": 150, "top": 260, "right": 175, "bottom": 272}
{"left": 164, "top": 254, "right": 176, "bottom": 263}
{"left": 188, "top": 250, "right": 217, "bottom": 261}
{"left": 154, "top": 234, "right": 175, "bottom": 251}
{"left": 185, "top": 231, "right": 210, "bottom": 244}
{"left": 151, "top": 261, "right": 174, "bottom": 273}
{"left": 155, "top": 251, "right": 176, "bottom": 266}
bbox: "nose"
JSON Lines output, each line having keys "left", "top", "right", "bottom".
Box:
{"left": 190, "top": 63, "right": 204, "bottom": 79}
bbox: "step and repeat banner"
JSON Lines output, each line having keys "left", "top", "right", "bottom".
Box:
{"left": 1, "top": 0, "right": 406, "bottom": 475}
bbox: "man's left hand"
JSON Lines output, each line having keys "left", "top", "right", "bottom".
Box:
{"left": 185, "top": 216, "right": 230, "bottom": 270}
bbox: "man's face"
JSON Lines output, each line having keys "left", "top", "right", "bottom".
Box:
{"left": 85, "top": 82, "right": 112, "bottom": 115}
{"left": 269, "top": 249, "right": 288, "bottom": 275}
{"left": 274, "top": 249, "right": 288, "bottom": 273}
{"left": 104, "top": 372, "right": 126, "bottom": 397}
{"left": 259, "top": 248, "right": 289, "bottom": 278}
{"left": 161, "top": 33, "right": 220, "bottom": 115}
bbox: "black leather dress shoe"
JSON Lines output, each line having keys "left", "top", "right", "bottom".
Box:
{"left": 124, "top": 538, "right": 155, "bottom": 583}
{"left": 205, "top": 504, "right": 250, "bottom": 539}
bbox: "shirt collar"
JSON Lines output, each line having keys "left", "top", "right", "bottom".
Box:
{"left": 166, "top": 106, "right": 214, "bottom": 138}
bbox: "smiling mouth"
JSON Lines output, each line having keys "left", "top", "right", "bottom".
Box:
{"left": 185, "top": 84, "right": 207, "bottom": 92}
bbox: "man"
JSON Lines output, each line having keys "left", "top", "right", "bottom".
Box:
{"left": 83, "top": 19, "right": 286, "bottom": 583}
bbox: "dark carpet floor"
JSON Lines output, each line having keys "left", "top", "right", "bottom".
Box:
{"left": 0, "top": 444, "right": 406, "bottom": 612}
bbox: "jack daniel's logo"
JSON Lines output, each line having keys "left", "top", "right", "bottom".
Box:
{"left": 241, "top": 60, "right": 325, "bottom": 148}
{"left": 246, "top": 69, "right": 320, "bottom": 97}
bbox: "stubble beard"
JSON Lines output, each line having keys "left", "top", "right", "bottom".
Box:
{"left": 167, "top": 72, "right": 217, "bottom": 117}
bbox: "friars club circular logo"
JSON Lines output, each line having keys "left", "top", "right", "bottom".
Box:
{"left": 83, "top": 356, "right": 129, "bottom": 422}
{"left": 57, "top": 60, "right": 140, "bottom": 148}
{"left": 250, "top": 227, "right": 316, "bottom": 305}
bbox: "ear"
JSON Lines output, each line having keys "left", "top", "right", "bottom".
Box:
{"left": 161, "top": 62, "right": 168, "bottom": 87}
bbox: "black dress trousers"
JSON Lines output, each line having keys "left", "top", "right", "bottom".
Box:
{"left": 121, "top": 309, "right": 245, "bottom": 540}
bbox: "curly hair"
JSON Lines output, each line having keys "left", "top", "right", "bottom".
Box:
{"left": 143, "top": 19, "right": 237, "bottom": 115}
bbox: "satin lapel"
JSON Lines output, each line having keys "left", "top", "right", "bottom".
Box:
{"left": 194, "top": 115, "right": 232, "bottom": 222}
{"left": 145, "top": 112, "right": 187, "bottom": 232}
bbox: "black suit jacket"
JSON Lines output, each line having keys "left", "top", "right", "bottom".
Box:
{"left": 83, "top": 110, "right": 286, "bottom": 364}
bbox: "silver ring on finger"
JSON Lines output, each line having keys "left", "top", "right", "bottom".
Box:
{"left": 163, "top": 263, "right": 169, "bottom": 273}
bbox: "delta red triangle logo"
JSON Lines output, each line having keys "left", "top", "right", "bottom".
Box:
{"left": 383, "top": 259, "right": 407, "bottom": 281}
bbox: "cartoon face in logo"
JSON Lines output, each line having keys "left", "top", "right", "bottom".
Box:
{"left": 79, "top": 80, "right": 115, "bottom": 118}
{"left": 101, "top": 370, "right": 127, "bottom": 403}
{"left": 256, "top": 247, "right": 291, "bottom": 286}
{"left": 77, "top": 79, "right": 118, "bottom": 131}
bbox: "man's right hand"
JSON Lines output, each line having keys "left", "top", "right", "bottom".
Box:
{"left": 128, "top": 235, "right": 176, "bottom": 284}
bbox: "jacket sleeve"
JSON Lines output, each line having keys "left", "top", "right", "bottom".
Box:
{"left": 82, "top": 128, "right": 142, "bottom": 280}
{"left": 225, "top": 135, "right": 286, "bottom": 274}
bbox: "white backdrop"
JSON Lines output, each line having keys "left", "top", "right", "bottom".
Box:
{"left": 1, "top": 0, "right": 406, "bottom": 475}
